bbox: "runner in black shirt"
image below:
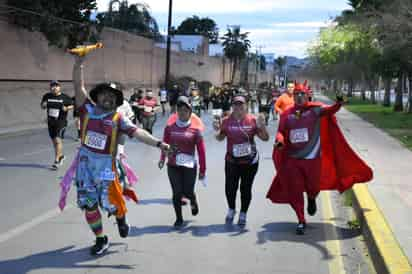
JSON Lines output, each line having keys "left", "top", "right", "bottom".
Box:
{"left": 41, "top": 80, "right": 74, "bottom": 170}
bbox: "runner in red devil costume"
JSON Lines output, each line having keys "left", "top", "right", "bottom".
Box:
{"left": 266, "top": 81, "right": 373, "bottom": 235}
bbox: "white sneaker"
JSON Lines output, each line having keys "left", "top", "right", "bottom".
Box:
{"left": 238, "top": 212, "right": 247, "bottom": 226}
{"left": 225, "top": 209, "right": 236, "bottom": 223}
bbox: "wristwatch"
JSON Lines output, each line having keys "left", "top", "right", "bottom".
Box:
{"left": 156, "top": 141, "right": 162, "bottom": 148}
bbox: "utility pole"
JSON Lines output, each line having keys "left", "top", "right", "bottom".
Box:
{"left": 284, "top": 59, "right": 288, "bottom": 89}
{"left": 165, "top": 0, "right": 173, "bottom": 90}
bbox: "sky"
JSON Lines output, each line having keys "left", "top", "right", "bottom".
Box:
{"left": 96, "top": 0, "right": 351, "bottom": 58}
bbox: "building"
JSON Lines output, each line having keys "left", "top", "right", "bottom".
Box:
{"left": 209, "top": 44, "right": 224, "bottom": 57}
{"left": 155, "top": 35, "right": 210, "bottom": 57}
{"left": 171, "top": 35, "right": 209, "bottom": 56}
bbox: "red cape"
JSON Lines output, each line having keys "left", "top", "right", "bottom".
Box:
{"left": 267, "top": 103, "right": 373, "bottom": 203}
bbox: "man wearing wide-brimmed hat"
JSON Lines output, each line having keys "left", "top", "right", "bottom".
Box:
{"left": 58, "top": 55, "right": 170, "bottom": 256}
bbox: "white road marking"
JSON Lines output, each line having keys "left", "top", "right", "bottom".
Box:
{"left": 0, "top": 205, "right": 74, "bottom": 244}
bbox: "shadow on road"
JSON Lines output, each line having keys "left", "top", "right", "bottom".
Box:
{"left": 0, "top": 244, "right": 135, "bottom": 274}
{"left": 129, "top": 222, "right": 249, "bottom": 238}
{"left": 0, "top": 162, "right": 50, "bottom": 169}
{"left": 257, "top": 222, "right": 361, "bottom": 260}
{"left": 137, "top": 198, "right": 172, "bottom": 205}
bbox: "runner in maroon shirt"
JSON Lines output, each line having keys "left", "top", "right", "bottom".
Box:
{"left": 214, "top": 95, "right": 269, "bottom": 226}
{"left": 159, "top": 96, "right": 206, "bottom": 228}
{"left": 138, "top": 90, "right": 159, "bottom": 134}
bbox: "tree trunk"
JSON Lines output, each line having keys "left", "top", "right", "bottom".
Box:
{"left": 347, "top": 78, "right": 353, "bottom": 97}
{"left": 408, "top": 72, "right": 412, "bottom": 113}
{"left": 361, "top": 81, "right": 367, "bottom": 101}
{"left": 369, "top": 77, "right": 377, "bottom": 104}
{"left": 231, "top": 59, "right": 237, "bottom": 84}
{"left": 394, "top": 72, "right": 404, "bottom": 112}
{"left": 383, "top": 76, "right": 391, "bottom": 107}
{"left": 333, "top": 80, "right": 338, "bottom": 93}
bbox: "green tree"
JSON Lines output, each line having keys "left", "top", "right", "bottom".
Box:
{"left": 7, "top": 0, "right": 99, "bottom": 48}
{"left": 221, "top": 26, "right": 251, "bottom": 84}
{"left": 175, "top": 16, "right": 219, "bottom": 44}
{"left": 308, "top": 24, "right": 381, "bottom": 101}
{"left": 97, "top": 1, "right": 162, "bottom": 41}
{"left": 339, "top": 0, "right": 412, "bottom": 111}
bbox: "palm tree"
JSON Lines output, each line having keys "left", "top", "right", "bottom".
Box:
{"left": 221, "top": 26, "right": 251, "bottom": 84}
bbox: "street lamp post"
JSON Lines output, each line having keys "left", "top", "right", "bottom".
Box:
{"left": 165, "top": 0, "right": 173, "bottom": 90}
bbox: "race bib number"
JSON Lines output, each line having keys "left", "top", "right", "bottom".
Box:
{"left": 144, "top": 106, "right": 153, "bottom": 113}
{"left": 100, "top": 168, "right": 115, "bottom": 181}
{"left": 176, "top": 153, "right": 195, "bottom": 168}
{"left": 290, "top": 128, "right": 309, "bottom": 144}
{"left": 48, "top": 108, "right": 60, "bottom": 118}
{"left": 85, "top": 130, "right": 108, "bottom": 150}
{"left": 160, "top": 94, "right": 167, "bottom": 102}
{"left": 212, "top": 109, "right": 223, "bottom": 117}
{"left": 233, "top": 143, "right": 252, "bottom": 158}
{"left": 261, "top": 98, "right": 267, "bottom": 105}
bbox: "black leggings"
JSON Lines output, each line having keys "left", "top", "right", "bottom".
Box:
{"left": 141, "top": 114, "right": 156, "bottom": 134}
{"left": 225, "top": 161, "right": 259, "bottom": 214}
{"left": 167, "top": 165, "right": 197, "bottom": 220}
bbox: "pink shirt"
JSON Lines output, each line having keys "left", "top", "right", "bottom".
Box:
{"left": 139, "top": 97, "right": 158, "bottom": 116}
{"left": 221, "top": 114, "right": 259, "bottom": 164}
{"left": 161, "top": 123, "right": 206, "bottom": 174}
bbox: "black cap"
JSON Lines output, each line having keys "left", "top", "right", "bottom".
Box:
{"left": 232, "top": 95, "right": 246, "bottom": 104}
{"left": 89, "top": 82, "right": 124, "bottom": 107}
{"left": 50, "top": 80, "right": 60, "bottom": 86}
{"left": 176, "top": 96, "right": 192, "bottom": 110}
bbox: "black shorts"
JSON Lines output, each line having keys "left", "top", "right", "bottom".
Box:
{"left": 48, "top": 120, "right": 67, "bottom": 139}
{"left": 73, "top": 109, "right": 80, "bottom": 118}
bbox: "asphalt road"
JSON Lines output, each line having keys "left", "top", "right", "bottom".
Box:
{"left": 0, "top": 109, "right": 374, "bottom": 274}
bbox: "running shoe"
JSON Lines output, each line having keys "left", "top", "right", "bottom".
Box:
{"left": 174, "top": 218, "right": 184, "bottom": 228}
{"left": 90, "top": 235, "right": 109, "bottom": 255}
{"left": 225, "top": 209, "right": 236, "bottom": 223}
{"left": 57, "top": 155, "right": 65, "bottom": 166}
{"left": 238, "top": 212, "right": 247, "bottom": 226}
{"left": 116, "top": 216, "right": 130, "bottom": 238}
{"left": 51, "top": 161, "right": 59, "bottom": 170}
{"left": 296, "top": 223, "right": 306, "bottom": 235}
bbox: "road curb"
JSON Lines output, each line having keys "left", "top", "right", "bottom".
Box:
{"left": 352, "top": 184, "right": 412, "bottom": 274}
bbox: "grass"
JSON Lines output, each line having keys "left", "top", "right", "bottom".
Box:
{"left": 343, "top": 189, "right": 354, "bottom": 207}
{"left": 327, "top": 93, "right": 412, "bottom": 150}
{"left": 347, "top": 219, "right": 361, "bottom": 230}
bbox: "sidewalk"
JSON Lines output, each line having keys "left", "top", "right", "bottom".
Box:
{"left": 327, "top": 95, "right": 412, "bottom": 273}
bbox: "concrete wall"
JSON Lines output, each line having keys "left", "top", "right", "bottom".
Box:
{"left": 0, "top": 19, "right": 236, "bottom": 130}
{"left": 0, "top": 19, "right": 232, "bottom": 87}
{"left": 0, "top": 19, "right": 267, "bottom": 130}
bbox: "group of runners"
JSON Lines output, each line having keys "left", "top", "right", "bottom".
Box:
{"left": 43, "top": 51, "right": 373, "bottom": 256}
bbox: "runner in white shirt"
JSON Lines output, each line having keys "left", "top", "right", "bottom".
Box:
{"left": 159, "top": 88, "right": 168, "bottom": 116}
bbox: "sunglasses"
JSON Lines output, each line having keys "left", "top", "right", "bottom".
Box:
{"left": 294, "top": 92, "right": 306, "bottom": 97}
